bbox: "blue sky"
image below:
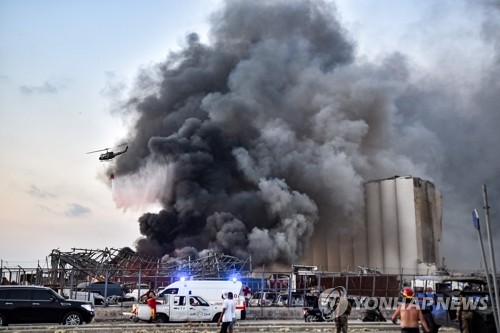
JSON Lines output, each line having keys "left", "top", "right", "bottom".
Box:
{"left": 0, "top": 0, "right": 219, "bottom": 265}
{"left": 0, "top": 0, "right": 496, "bottom": 269}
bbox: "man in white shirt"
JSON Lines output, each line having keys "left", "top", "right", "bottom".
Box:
{"left": 217, "top": 291, "right": 236, "bottom": 333}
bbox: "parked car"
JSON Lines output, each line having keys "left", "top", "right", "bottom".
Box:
{"left": 273, "top": 292, "right": 305, "bottom": 306}
{"left": 76, "top": 281, "right": 124, "bottom": 298}
{"left": 273, "top": 291, "right": 320, "bottom": 307}
{"left": 0, "top": 285, "right": 94, "bottom": 326}
{"left": 125, "top": 287, "right": 150, "bottom": 302}
{"left": 249, "top": 291, "right": 278, "bottom": 306}
{"left": 65, "top": 290, "right": 106, "bottom": 305}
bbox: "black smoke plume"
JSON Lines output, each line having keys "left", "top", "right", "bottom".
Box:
{"left": 109, "top": 0, "right": 500, "bottom": 269}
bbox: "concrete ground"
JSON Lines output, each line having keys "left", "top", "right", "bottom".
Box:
{"left": 0, "top": 306, "right": 461, "bottom": 332}
{"left": 0, "top": 321, "right": 462, "bottom": 332}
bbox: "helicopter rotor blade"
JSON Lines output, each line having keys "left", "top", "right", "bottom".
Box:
{"left": 86, "top": 148, "right": 109, "bottom": 154}
{"left": 86, "top": 143, "right": 127, "bottom": 154}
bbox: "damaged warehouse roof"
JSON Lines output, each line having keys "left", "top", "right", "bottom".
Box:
{"left": 47, "top": 248, "right": 251, "bottom": 285}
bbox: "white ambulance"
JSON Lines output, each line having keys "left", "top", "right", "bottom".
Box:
{"left": 130, "top": 293, "right": 219, "bottom": 323}
{"left": 157, "top": 279, "right": 247, "bottom": 319}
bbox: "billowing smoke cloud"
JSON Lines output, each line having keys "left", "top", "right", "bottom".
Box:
{"left": 109, "top": 0, "right": 500, "bottom": 269}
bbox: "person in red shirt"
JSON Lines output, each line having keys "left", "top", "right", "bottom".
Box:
{"left": 242, "top": 285, "right": 251, "bottom": 306}
{"left": 146, "top": 290, "right": 161, "bottom": 321}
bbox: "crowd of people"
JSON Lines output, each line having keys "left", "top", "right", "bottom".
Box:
{"left": 128, "top": 282, "right": 496, "bottom": 333}
{"left": 323, "top": 285, "right": 477, "bottom": 333}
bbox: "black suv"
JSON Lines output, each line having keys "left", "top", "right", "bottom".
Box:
{"left": 0, "top": 285, "right": 95, "bottom": 326}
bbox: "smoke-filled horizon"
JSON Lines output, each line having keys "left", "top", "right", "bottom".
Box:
{"left": 108, "top": 0, "right": 500, "bottom": 270}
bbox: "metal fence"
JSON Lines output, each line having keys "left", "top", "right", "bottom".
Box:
{"left": 0, "top": 264, "right": 426, "bottom": 305}
{"left": 1, "top": 251, "right": 487, "bottom": 308}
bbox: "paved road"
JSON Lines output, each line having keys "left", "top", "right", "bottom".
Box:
{"left": 0, "top": 305, "right": 462, "bottom": 332}
{"left": 0, "top": 319, "right": 461, "bottom": 332}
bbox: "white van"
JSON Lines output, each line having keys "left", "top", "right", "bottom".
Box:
{"left": 157, "top": 280, "right": 246, "bottom": 319}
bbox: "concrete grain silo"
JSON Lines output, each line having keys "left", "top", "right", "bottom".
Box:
{"left": 364, "top": 176, "right": 442, "bottom": 274}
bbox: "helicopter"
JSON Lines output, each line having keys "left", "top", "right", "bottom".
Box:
{"left": 87, "top": 143, "right": 128, "bottom": 161}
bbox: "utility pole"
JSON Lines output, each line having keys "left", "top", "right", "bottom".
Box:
{"left": 483, "top": 185, "right": 500, "bottom": 330}
{"left": 472, "top": 208, "right": 498, "bottom": 330}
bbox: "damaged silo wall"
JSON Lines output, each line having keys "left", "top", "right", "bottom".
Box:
{"left": 364, "top": 176, "right": 442, "bottom": 274}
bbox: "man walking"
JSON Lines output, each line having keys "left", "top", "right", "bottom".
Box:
{"left": 217, "top": 291, "right": 236, "bottom": 333}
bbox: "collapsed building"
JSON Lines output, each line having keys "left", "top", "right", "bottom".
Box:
{"left": 43, "top": 249, "right": 400, "bottom": 298}
{"left": 46, "top": 249, "right": 250, "bottom": 288}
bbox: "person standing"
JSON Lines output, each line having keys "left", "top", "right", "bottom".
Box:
{"left": 146, "top": 290, "right": 160, "bottom": 322}
{"left": 217, "top": 291, "right": 236, "bottom": 333}
{"left": 391, "top": 287, "right": 430, "bottom": 333}
{"left": 333, "top": 295, "right": 352, "bottom": 333}
{"left": 457, "top": 289, "right": 473, "bottom": 333}
{"left": 242, "top": 284, "right": 251, "bottom": 307}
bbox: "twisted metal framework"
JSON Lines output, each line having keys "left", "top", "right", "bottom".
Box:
{"left": 47, "top": 247, "right": 251, "bottom": 286}
{"left": 159, "top": 251, "right": 251, "bottom": 278}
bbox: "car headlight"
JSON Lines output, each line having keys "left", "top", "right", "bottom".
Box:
{"left": 81, "top": 304, "right": 94, "bottom": 312}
